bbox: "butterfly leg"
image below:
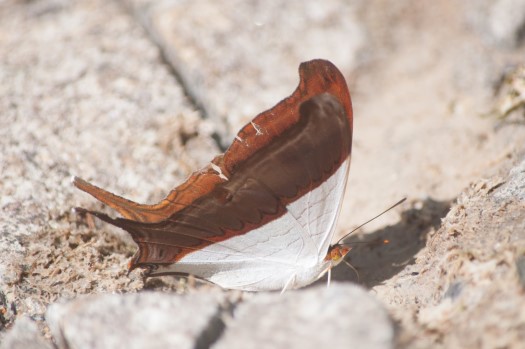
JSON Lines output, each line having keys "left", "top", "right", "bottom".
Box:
{"left": 280, "top": 274, "right": 297, "bottom": 295}
{"left": 316, "top": 265, "right": 331, "bottom": 288}
{"left": 326, "top": 267, "right": 332, "bottom": 288}
{"left": 343, "top": 259, "right": 360, "bottom": 282}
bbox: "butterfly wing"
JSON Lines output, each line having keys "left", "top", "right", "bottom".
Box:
{"left": 286, "top": 155, "right": 350, "bottom": 264}
{"left": 75, "top": 60, "right": 353, "bottom": 291}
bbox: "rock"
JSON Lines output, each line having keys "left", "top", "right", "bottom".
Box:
{"left": 0, "top": 316, "right": 52, "bottom": 349}
{"left": 126, "top": 0, "right": 365, "bottom": 143}
{"left": 493, "top": 158, "right": 525, "bottom": 203}
{"left": 45, "top": 284, "right": 394, "bottom": 349}
{"left": 46, "top": 292, "right": 225, "bottom": 349}
{"left": 378, "top": 155, "right": 525, "bottom": 348}
{"left": 465, "top": 0, "right": 525, "bottom": 48}
{"left": 213, "top": 283, "right": 394, "bottom": 349}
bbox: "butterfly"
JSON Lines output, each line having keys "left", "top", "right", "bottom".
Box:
{"left": 74, "top": 59, "right": 353, "bottom": 291}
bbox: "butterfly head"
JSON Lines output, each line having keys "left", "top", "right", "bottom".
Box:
{"left": 325, "top": 244, "right": 351, "bottom": 266}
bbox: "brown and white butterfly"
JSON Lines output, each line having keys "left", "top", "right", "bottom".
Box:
{"left": 74, "top": 59, "right": 353, "bottom": 291}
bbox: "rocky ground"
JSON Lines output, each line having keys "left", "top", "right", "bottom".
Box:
{"left": 1, "top": 0, "right": 525, "bottom": 348}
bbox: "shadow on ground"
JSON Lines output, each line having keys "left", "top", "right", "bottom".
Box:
{"left": 327, "top": 198, "right": 451, "bottom": 288}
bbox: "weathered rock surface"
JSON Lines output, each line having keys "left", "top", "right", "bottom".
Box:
{"left": 214, "top": 284, "right": 394, "bottom": 349}
{"left": 372, "top": 156, "right": 525, "bottom": 348}
{"left": 0, "top": 316, "right": 52, "bottom": 349}
{"left": 42, "top": 284, "right": 393, "bottom": 349}
{"left": 466, "top": 0, "right": 525, "bottom": 48}
{"left": 46, "top": 291, "right": 226, "bottom": 349}
{"left": 126, "top": 0, "right": 366, "bottom": 143}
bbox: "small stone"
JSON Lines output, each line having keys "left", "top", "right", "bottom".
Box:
{"left": 46, "top": 292, "right": 225, "bottom": 349}
{"left": 0, "top": 316, "right": 52, "bottom": 349}
{"left": 493, "top": 158, "right": 525, "bottom": 203}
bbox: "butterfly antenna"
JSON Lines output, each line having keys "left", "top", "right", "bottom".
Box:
{"left": 336, "top": 198, "right": 406, "bottom": 245}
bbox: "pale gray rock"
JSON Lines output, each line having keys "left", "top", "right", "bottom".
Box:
{"left": 126, "top": 0, "right": 366, "bottom": 144}
{"left": 213, "top": 283, "right": 394, "bottom": 349}
{"left": 46, "top": 292, "right": 225, "bottom": 349}
{"left": 493, "top": 158, "right": 525, "bottom": 203}
{"left": 465, "top": 0, "right": 525, "bottom": 48}
{"left": 0, "top": 316, "right": 52, "bottom": 349}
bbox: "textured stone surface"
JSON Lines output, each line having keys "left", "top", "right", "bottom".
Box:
{"left": 46, "top": 292, "right": 225, "bottom": 349}
{"left": 126, "top": 0, "right": 365, "bottom": 143}
{"left": 2, "top": 0, "right": 525, "bottom": 348}
{"left": 466, "top": 0, "right": 525, "bottom": 48}
{"left": 214, "top": 284, "right": 394, "bottom": 349}
{"left": 0, "top": 316, "right": 52, "bottom": 349}
{"left": 372, "top": 156, "right": 525, "bottom": 348}
{"left": 493, "top": 158, "right": 525, "bottom": 203}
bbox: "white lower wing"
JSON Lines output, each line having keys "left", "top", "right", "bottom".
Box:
{"left": 155, "top": 210, "right": 319, "bottom": 290}
{"left": 155, "top": 195, "right": 327, "bottom": 290}
{"left": 161, "top": 259, "right": 297, "bottom": 291}
{"left": 177, "top": 209, "right": 318, "bottom": 265}
{"left": 286, "top": 157, "right": 350, "bottom": 261}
